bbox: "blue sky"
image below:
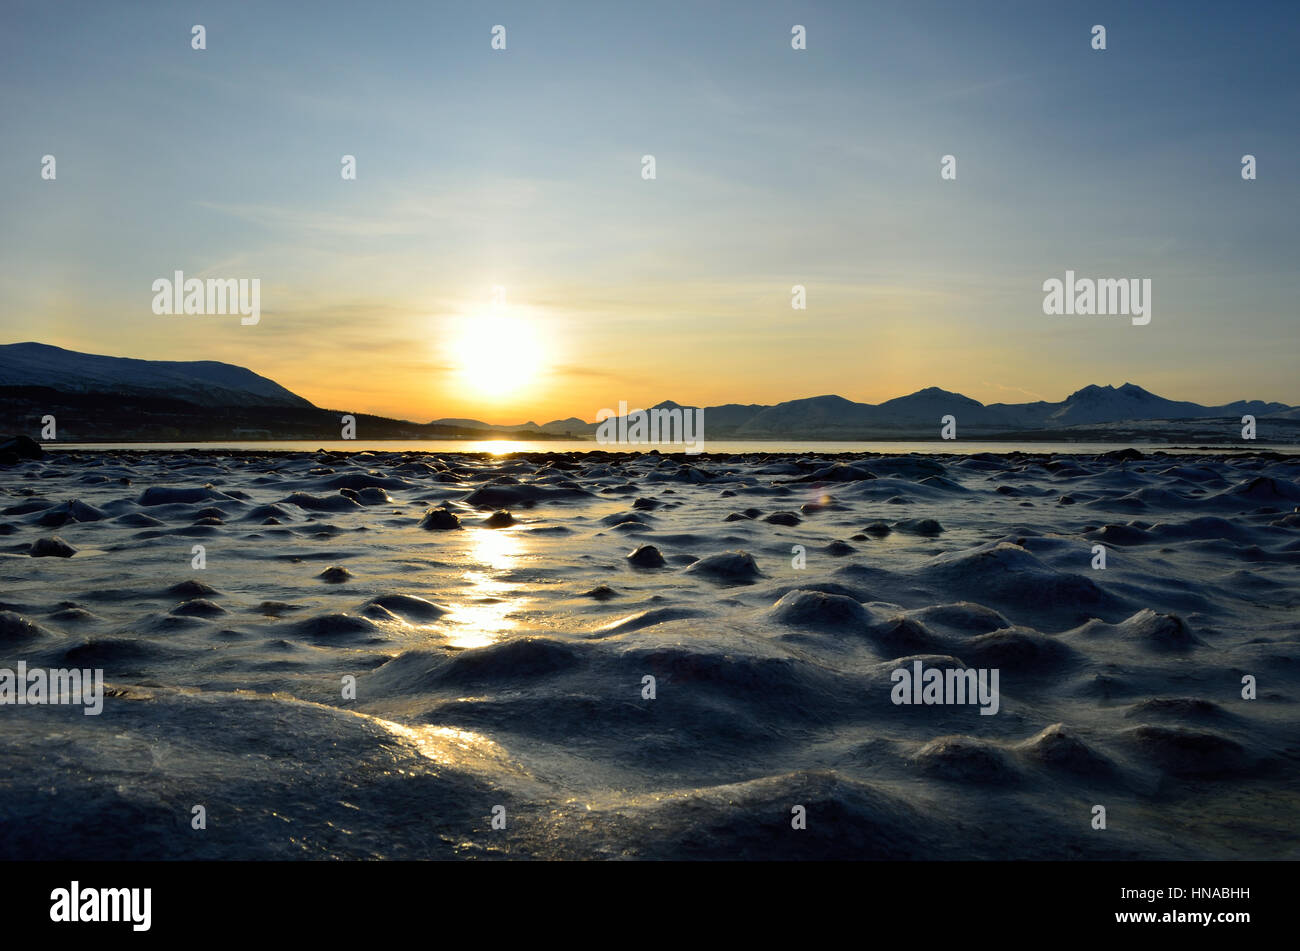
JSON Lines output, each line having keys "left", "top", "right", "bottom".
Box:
{"left": 1, "top": 0, "right": 1296, "bottom": 421}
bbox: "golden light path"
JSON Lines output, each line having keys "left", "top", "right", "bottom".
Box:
{"left": 440, "top": 525, "right": 529, "bottom": 650}
{"left": 379, "top": 721, "right": 512, "bottom": 770}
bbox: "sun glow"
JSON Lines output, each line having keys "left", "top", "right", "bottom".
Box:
{"left": 449, "top": 314, "right": 545, "bottom": 398}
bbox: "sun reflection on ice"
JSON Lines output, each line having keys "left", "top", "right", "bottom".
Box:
{"left": 442, "top": 526, "right": 530, "bottom": 649}
{"left": 378, "top": 720, "right": 512, "bottom": 771}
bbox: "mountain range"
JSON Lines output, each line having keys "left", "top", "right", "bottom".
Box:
{"left": 1, "top": 342, "right": 1295, "bottom": 442}
{"left": 443, "top": 384, "right": 1294, "bottom": 439}
{"left": 593, "top": 384, "right": 1292, "bottom": 438}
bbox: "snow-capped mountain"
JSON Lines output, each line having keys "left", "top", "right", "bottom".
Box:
{"left": 0, "top": 342, "right": 313, "bottom": 408}
{"left": 571, "top": 384, "right": 1294, "bottom": 438}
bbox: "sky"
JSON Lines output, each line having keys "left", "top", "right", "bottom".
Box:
{"left": 1, "top": 0, "right": 1297, "bottom": 424}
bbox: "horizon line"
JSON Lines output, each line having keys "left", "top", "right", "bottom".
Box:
{"left": 3, "top": 340, "right": 1294, "bottom": 427}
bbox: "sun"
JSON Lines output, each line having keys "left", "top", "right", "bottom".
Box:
{"left": 449, "top": 314, "right": 545, "bottom": 397}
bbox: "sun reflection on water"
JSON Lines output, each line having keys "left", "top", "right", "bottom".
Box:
{"left": 461, "top": 440, "right": 530, "bottom": 456}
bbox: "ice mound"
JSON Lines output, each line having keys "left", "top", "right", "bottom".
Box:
{"left": 241, "top": 503, "right": 293, "bottom": 521}
{"left": 1014, "top": 723, "right": 1113, "bottom": 774}
{"left": 1221, "top": 476, "right": 1300, "bottom": 503}
{"left": 893, "top": 517, "right": 944, "bottom": 535}
{"left": 29, "top": 536, "right": 77, "bottom": 557}
{"left": 626, "top": 544, "right": 666, "bottom": 568}
{"left": 291, "top": 612, "right": 380, "bottom": 641}
{"left": 763, "top": 511, "right": 802, "bottom": 526}
{"left": 433, "top": 637, "right": 583, "bottom": 686}
{"left": 340, "top": 486, "right": 394, "bottom": 505}
{"left": 791, "top": 462, "right": 877, "bottom": 482}
{"left": 0, "top": 611, "right": 54, "bottom": 644}
{"left": 1068, "top": 609, "right": 1199, "bottom": 651}
{"left": 1123, "top": 697, "right": 1233, "bottom": 722}
{"left": 913, "top": 736, "right": 1019, "bottom": 784}
{"left": 462, "top": 482, "right": 589, "bottom": 508}
{"left": 281, "top": 491, "right": 362, "bottom": 512}
{"left": 962, "top": 627, "right": 1075, "bottom": 672}
{"left": 361, "top": 594, "right": 450, "bottom": 622}
{"left": 593, "top": 607, "right": 706, "bottom": 635}
{"left": 62, "top": 637, "right": 160, "bottom": 667}
{"left": 684, "top": 550, "right": 762, "bottom": 584}
{"left": 600, "top": 771, "right": 938, "bottom": 860}
{"left": 907, "top": 602, "right": 1010, "bottom": 636}
{"left": 113, "top": 512, "right": 165, "bottom": 527}
{"left": 1121, "top": 725, "right": 1248, "bottom": 776}
{"left": 138, "top": 485, "right": 235, "bottom": 506}
{"left": 770, "top": 590, "right": 870, "bottom": 630}
{"left": 165, "top": 579, "right": 220, "bottom": 598}
{"left": 170, "top": 598, "right": 227, "bottom": 618}
{"left": 922, "top": 542, "right": 1109, "bottom": 618}
{"left": 312, "top": 472, "right": 413, "bottom": 491}
{"left": 418, "top": 506, "right": 462, "bottom": 530}
{"left": 862, "top": 614, "right": 946, "bottom": 653}
{"left": 33, "top": 499, "right": 108, "bottom": 526}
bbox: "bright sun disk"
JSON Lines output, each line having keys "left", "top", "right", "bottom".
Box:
{"left": 449, "top": 315, "right": 544, "bottom": 397}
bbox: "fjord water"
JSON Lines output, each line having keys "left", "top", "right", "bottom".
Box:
{"left": 50, "top": 439, "right": 1300, "bottom": 454}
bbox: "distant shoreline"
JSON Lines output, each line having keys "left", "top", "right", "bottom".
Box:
{"left": 30, "top": 441, "right": 1300, "bottom": 458}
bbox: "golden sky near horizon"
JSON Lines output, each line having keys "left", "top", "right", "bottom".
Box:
{"left": 22, "top": 267, "right": 1297, "bottom": 425}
